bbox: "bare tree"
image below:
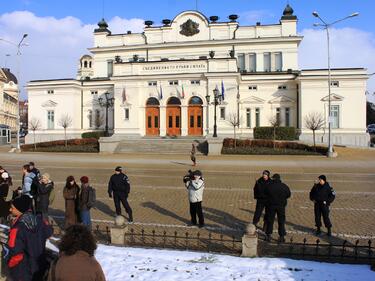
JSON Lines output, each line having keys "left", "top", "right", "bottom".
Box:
{"left": 94, "top": 110, "right": 104, "bottom": 129}
{"left": 58, "top": 114, "right": 73, "bottom": 147}
{"left": 304, "top": 112, "right": 325, "bottom": 150}
{"left": 29, "top": 117, "right": 41, "bottom": 150}
{"left": 227, "top": 112, "right": 241, "bottom": 148}
{"left": 268, "top": 115, "right": 281, "bottom": 149}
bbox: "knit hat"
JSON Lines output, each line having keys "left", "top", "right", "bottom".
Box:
{"left": 115, "top": 166, "right": 122, "bottom": 172}
{"left": 272, "top": 173, "right": 281, "bottom": 181}
{"left": 80, "top": 176, "right": 89, "bottom": 184}
{"left": 1, "top": 172, "right": 9, "bottom": 179}
{"left": 262, "top": 170, "right": 271, "bottom": 177}
{"left": 12, "top": 195, "right": 32, "bottom": 213}
{"left": 318, "top": 175, "right": 327, "bottom": 182}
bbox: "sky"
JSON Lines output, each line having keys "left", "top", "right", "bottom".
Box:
{"left": 0, "top": 0, "right": 374, "bottom": 102}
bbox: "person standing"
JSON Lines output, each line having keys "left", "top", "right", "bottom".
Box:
{"left": 4, "top": 195, "right": 53, "bottom": 281}
{"left": 63, "top": 176, "right": 80, "bottom": 229}
{"left": 185, "top": 170, "right": 205, "bottom": 227}
{"left": 29, "top": 162, "right": 41, "bottom": 180}
{"left": 35, "top": 173, "right": 54, "bottom": 218}
{"left": 265, "top": 174, "right": 291, "bottom": 242}
{"left": 79, "top": 176, "right": 96, "bottom": 229}
{"left": 108, "top": 166, "right": 133, "bottom": 222}
{"left": 252, "top": 170, "right": 272, "bottom": 229}
{"left": 0, "top": 171, "right": 11, "bottom": 221}
{"left": 309, "top": 175, "right": 336, "bottom": 236}
{"left": 190, "top": 143, "right": 197, "bottom": 166}
{"left": 21, "top": 164, "right": 37, "bottom": 197}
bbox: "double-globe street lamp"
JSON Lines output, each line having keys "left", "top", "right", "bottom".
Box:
{"left": 98, "top": 92, "right": 114, "bottom": 137}
{"left": 205, "top": 86, "right": 223, "bottom": 138}
{"left": 312, "top": 11, "right": 359, "bottom": 157}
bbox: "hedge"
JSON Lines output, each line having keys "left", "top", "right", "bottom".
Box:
{"left": 21, "top": 138, "right": 99, "bottom": 152}
{"left": 253, "top": 126, "right": 297, "bottom": 140}
{"left": 81, "top": 131, "right": 106, "bottom": 139}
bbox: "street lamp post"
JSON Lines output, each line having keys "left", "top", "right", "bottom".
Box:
{"left": 207, "top": 86, "right": 222, "bottom": 138}
{"left": 312, "top": 11, "right": 359, "bottom": 157}
{"left": 205, "top": 93, "right": 210, "bottom": 136}
{"left": 98, "top": 92, "right": 114, "bottom": 137}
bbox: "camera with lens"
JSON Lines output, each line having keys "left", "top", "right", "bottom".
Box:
{"left": 183, "top": 169, "right": 194, "bottom": 184}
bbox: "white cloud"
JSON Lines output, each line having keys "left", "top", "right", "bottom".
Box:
{"left": 0, "top": 11, "right": 144, "bottom": 99}
{"left": 299, "top": 27, "right": 375, "bottom": 103}
{"left": 239, "top": 10, "right": 275, "bottom": 25}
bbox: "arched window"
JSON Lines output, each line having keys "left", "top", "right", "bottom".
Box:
{"left": 189, "top": 96, "right": 203, "bottom": 105}
{"left": 146, "top": 97, "right": 160, "bottom": 106}
{"left": 167, "top": 97, "right": 181, "bottom": 105}
{"left": 84, "top": 61, "right": 88, "bottom": 68}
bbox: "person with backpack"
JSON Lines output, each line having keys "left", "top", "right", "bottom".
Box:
{"left": 79, "top": 176, "right": 95, "bottom": 230}
{"left": 35, "top": 173, "right": 54, "bottom": 218}
{"left": 309, "top": 175, "right": 336, "bottom": 236}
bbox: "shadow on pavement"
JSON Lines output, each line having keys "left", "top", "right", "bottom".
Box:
{"left": 141, "top": 201, "right": 190, "bottom": 225}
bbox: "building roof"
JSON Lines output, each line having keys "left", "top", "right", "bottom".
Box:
{"left": 1, "top": 68, "right": 18, "bottom": 84}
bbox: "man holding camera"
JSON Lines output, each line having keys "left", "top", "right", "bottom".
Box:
{"left": 184, "top": 170, "right": 205, "bottom": 228}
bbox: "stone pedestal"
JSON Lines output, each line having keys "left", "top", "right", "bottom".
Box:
{"left": 207, "top": 138, "right": 223, "bottom": 155}
{"left": 241, "top": 224, "right": 258, "bottom": 257}
{"left": 110, "top": 226, "right": 128, "bottom": 245}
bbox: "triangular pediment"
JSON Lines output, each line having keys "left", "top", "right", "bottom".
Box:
{"left": 269, "top": 95, "right": 295, "bottom": 104}
{"left": 321, "top": 94, "right": 344, "bottom": 102}
{"left": 240, "top": 96, "right": 265, "bottom": 104}
{"left": 41, "top": 100, "right": 58, "bottom": 107}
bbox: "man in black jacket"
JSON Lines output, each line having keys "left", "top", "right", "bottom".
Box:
{"left": 108, "top": 166, "right": 133, "bottom": 222}
{"left": 265, "top": 174, "right": 291, "bottom": 242}
{"left": 310, "top": 175, "right": 335, "bottom": 236}
{"left": 252, "top": 170, "right": 271, "bottom": 229}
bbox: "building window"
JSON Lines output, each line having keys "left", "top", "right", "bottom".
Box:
{"left": 285, "top": 107, "right": 290, "bottom": 127}
{"left": 249, "top": 53, "right": 256, "bottom": 72}
{"left": 107, "top": 60, "right": 113, "bottom": 77}
{"left": 246, "top": 108, "right": 251, "bottom": 128}
{"left": 124, "top": 108, "right": 129, "bottom": 120}
{"left": 148, "top": 81, "right": 157, "bottom": 86}
{"left": 91, "top": 90, "right": 98, "bottom": 95}
{"left": 169, "top": 80, "right": 178, "bottom": 86}
{"left": 248, "top": 85, "right": 257, "bottom": 91}
{"left": 220, "top": 107, "right": 226, "bottom": 120}
{"left": 47, "top": 110, "right": 54, "bottom": 129}
{"left": 276, "top": 107, "right": 281, "bottom": 124}
{"left": 278, "top": 85, "right": 287, "bottom": 90}
{"left": 84, "top": 61, "right": 88, "bottom": 68}
{"left": 331, "top": 81, "right": 339, "bottom": 87}
{"left": 275, "top": 52, "right": 282, "bottom": 71}
{"left": 238, "top": 53, "right": 245, "bottom": 72}
{"left": 263, "top": 52, "right": 271, "bottom": 72}
{"left": 255, "top": 108, "right": 260, "bottom": 127}
{"left": 330, "top": 105, "right": 340, "bottom": 129}
{"left": 88, "top": 110, "right": 93, "bottom": 128}
{"left": 47, "top": 90, "right": 54, "bottom": 94}
{"left": 191, "top": 80, "right": 200, "bottom": 85}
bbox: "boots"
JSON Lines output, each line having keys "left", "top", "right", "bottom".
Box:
{"left": 265, "top": 234, "right": 271, "bottom": 242}
{"left": 327, "top": 227, "right": 332, "bottom": 236}
{"left": 315, "top": 227, "right": 321, "bottom": 236}
{"left": 278, "top": 236, "right": 285, "bottom": 243}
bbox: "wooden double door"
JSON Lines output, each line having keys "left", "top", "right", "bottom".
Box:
{"left": 145, "top": 107, "right": 160, "bottom": 136}
{"left": 188, "top": 106, "right": 203, "bottom": 136}
{"left": 166, "top": 106, "right": 181, "bottom": 136}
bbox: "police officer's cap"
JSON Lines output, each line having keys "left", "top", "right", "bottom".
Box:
{"left": 115, "top": 166, "right": 123, "bottom": 172}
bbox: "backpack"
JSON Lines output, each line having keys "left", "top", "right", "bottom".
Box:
{"left": 87, "top": 187, "right": 96, "bottom": 209}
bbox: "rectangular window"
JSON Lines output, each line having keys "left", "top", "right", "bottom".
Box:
{"left": 248, "top": 85, "right": 257, "bottom": 91}
{"left": 197, "top": 116, "right": 202, "bottom": 127}
{"left": 330, "top": 105, "right": 340, "bottom": 129}
{"left": 107, "top": 60, "right": 113, "bottom": 77}
{"left": 176, "top": 116, "right": 180, "bottom": 128}
{"left": 47, "top": 110, "right": 54, "bottom": 129}
{"left": 238, "top": 53, "right": 245, "bottom": 72}
{"left": 147, "top": 116, "right": 152, "bottom": 128}
{"left": 331, "top": 81, "right": 339, "bottom": 87}
{"left": 246, "top": 108, "right": 251, "bottom": 128}
{"left": 168, "top": 116, "right": 173, "bottom": 127}
{"left": 154, "top": 116, "right": 159, "bottom": 128}
{"left": 249, "top": 53, "right": 256, "bottom": 72}
{"left": 278, "top": 85, "right": 287, "bottom": 90}
{"left": 191, "top": 80, "right": 200, "bottom": 85}
{"left": 190, "top": 115, "right": 194, "bottom": 127}
{"left": 169, "top": 80, "right": 178, "bottom": 86}
{"left": 220, "top": 107, "right": 226, "bottom": 120}
{"left": 47, "top": 90, "right": 54, "bottom": 94}
{"left": 124, "top": 108, "right": 129, "bottom": 120}
{"left": 263, "top": 52, "right": 271, "bottom": 72}
{"left": 91, "top": 90, "right": 98, "bottom": 95}
{"left": 276, "top": 107, "right": 281, "bottom": 124}
{"left": 255, "top": 108, "right": 260, "bottom": 127}
{"left": 285, "top": 107, "right": 290, "bottom": 127}
{"left": 275, "top": 52, "right": 282, "bottom": 71}
{"left": 148, "top": 81, "right": 157, "bottom": 86}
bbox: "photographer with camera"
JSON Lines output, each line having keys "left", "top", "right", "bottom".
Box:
{"left": 184, "top": 170, "right": 205, "bottom": 228}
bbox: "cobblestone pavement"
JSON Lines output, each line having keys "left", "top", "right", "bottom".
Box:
{"left": 1, "top": 147, "right": 375, "bottom": 245}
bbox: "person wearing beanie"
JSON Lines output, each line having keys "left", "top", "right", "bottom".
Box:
{"left": 185, "top": 170, "right": 205, "bottom": 227}
{"left": 4, "top": 195, "right": 53, "bottom": 281}
{"left": 79, "top": 176, "right": 96, "bottom": 229}
{"left": 252, "top": 170, "right": 272, "bottom": 230}
{"left": 310, "top": 175, "right": 336, "bottom": 236}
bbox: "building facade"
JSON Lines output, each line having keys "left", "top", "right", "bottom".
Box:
{"left": 26, "top": 6, "right": 370, "bottom": 147}
{"left": 0, "top": 68, "right": 18, "bottom": 131}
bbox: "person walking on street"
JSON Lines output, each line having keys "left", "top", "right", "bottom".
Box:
{"left": 252, "top": 170, "right": 272, "bottom": 230}
{"left": 190, "top": 143, "right": 197, "bottom": 166}
{"left": 48, "top": 224, "right": 106, "bottom": 281}
{"left": 265, "top": 174, "right": 291, "bottom": 243}
{"left": 79, "top": 176, "right": 96, "bottom": 229}
{"left": 63, "top": 176, "right": 80, "bottom": 229}
{"left": 4, "top": 195, "right": 53, "bottom": 281}
{"left": 310, "top": 175, "right": 336, "bottom": 236}
{"left": 184, "top": 170, "right": 205, "bottom": 227}
{"left": 35, "top": 173, "right": 54, "bottom": 218}
{"left": 108, "top": 166, "right": 133, "bottom": 222}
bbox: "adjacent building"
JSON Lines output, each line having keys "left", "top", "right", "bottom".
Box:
{"left": 0, "top": 68, "right": 18, "bottom": 131}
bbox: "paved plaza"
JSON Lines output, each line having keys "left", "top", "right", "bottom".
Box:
{"left": 1, "top": 147, "right": 375, "bottom": 244}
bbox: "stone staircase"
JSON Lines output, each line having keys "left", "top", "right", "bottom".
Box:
{"left": 115, "top": 137, "right": 207, "bottom": 154}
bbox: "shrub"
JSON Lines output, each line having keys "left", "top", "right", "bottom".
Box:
{"left": 21, "top": 138, "right": 98, "bottom": 152}
{"left": 81, "top": 131, "right": 105, "bottom": 139}
{"left": 253, "top": 127, "right": 297, "bottom": 140}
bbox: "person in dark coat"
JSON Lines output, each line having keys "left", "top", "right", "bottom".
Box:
{"left": 63, "top": 176, "right": 80, "bottom": 229}
{"left": 79, "top": 176, "right": 95, "bottom": 230}
{"left": 108, "top": 166, "right": 133, "bottom": 222}
{"left": 309, "top": 175, "right": 336, "bottom": 236}
{"left": 0, "top": 171, "right": 11, "bottom": 221}
{"left": 35, "top": 173, "right": 54, "bottom": 218}
{"left": 252, "top": 170, "right": 272, "bottom": 229}
{"left": 4, "top": 195, "right": 53, "bottom": 281}
{"left": 29, "top": 162, "right": 41, "bottom": 180}
{"left": 265, "top": 174, "right": 291, "bottom": 242}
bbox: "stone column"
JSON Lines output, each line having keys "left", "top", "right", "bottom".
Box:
{"left": 181, "top": 105, "right": 188, "bottom": 136}
{"left": 241, "top": 224, "right": 258, "bottom": 257}
{"left": 160, "top": 105, "right": 166, "bottom": 136}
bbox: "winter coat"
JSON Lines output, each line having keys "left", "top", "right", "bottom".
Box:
{"left": 79, "top": 184, "right": 95, "bottom": 211}
{"left": 185, "top": 178, "right": 205, "bottom": 203}
{"left": 36, "top": 181, "right": 54, "bottom": 215}
{"left": 63, "top": 184, "right": 80, "bottom": 228}
{"left": 253, "top": 177, "right": 272, "bottom": 201}
{"left": 22, "top": 172, "right": 36, "bottom": 197}
{"left": 0, "top": 181, "right": 10, "bottom": 218}
{"left": 108, "top": 173, "right": 130, "bottom": 194}
{"left": 265, "top": 179, "right": 291, "bottom": 207}
{"left": 48, "top": 250, "right": 106, "bottom": 281}
{"left": 309, "top": 182, "right": 336, "bottom": 205}
{"left": 5, "top": 211, "right": 53, "bottom": 281}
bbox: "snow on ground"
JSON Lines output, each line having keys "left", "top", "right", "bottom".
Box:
{"left": 95, "top": 245, "right": 374, "bottom": 281}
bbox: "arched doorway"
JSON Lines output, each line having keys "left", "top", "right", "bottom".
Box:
{"left": 166, "top": 97, "right": 181, "bottom": 136}
{"left": 145, "top": 97, "right": 160, "bottom": 136}
{"left": 188, "top": 96, "right": 203, "bottom": 136}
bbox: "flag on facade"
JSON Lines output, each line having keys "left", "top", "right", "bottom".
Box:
{"left": 221, "top": 80, "right": 225, "bottom": 100}
{"left": 159, "top": 84, "right": 163, "bottom": 100}
{"left": 122, "top": 87, "right": 127, "bottom": 103}
{"left": 181, "top": 84, "right": 185, "bottom": 99}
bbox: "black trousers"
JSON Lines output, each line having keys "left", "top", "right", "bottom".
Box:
{"left": 113, "top": 192, "right": 133, "bottom": 219}
{"left": 189, "top": 201, "right": 204, "bottom": 226}
{"left": 314, "top": 202, "right": 332, "bottom": 228}
{"left": 266, "top": 205, "right": 286, "bottom": 236}
{"left": 252, "top": 199, "right": 267, "bottom": 225}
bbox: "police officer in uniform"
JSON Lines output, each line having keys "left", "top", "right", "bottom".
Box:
{"left": 252, "top": 170, "right": 272, "bottom": 229}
